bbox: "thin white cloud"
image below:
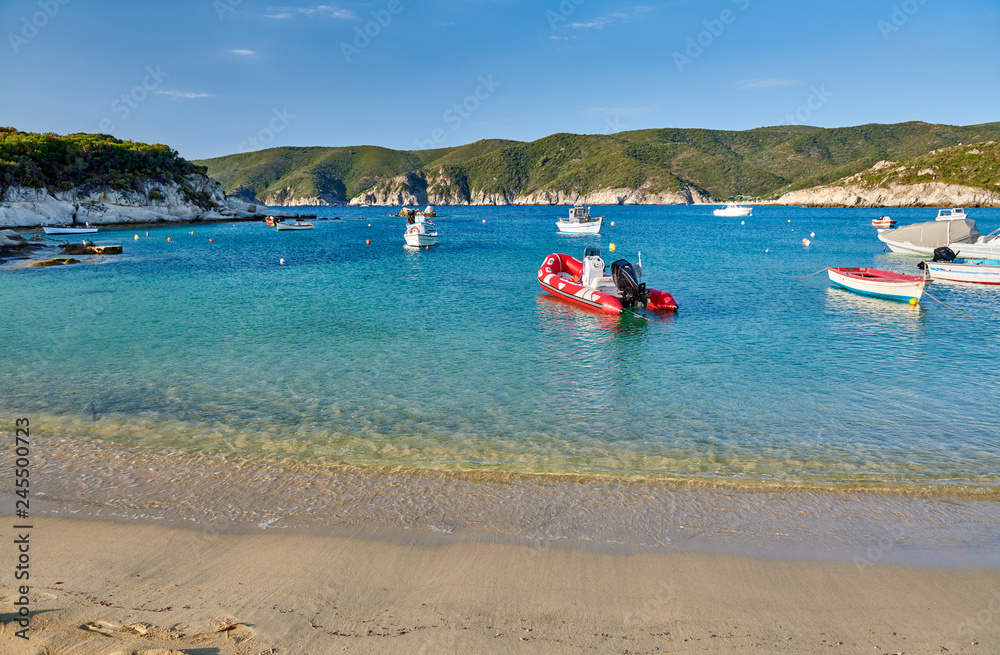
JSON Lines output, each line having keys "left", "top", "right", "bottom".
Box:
{"left": 264, "top": 5, "right": 354, "bottom": 19}
{"left": 230, "top": 49, "right": 256, "bottom": 55}
{"left": 155, "top": 90, "right": 215, "bottom": 99}
{"left": 740, "top": 78, "right": 803, "bottom": 89}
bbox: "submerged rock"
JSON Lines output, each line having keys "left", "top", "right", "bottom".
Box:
{"left": 27, "top": 257, "right": 80, "bottom": 267}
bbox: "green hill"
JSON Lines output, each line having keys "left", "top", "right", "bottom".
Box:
{"left": 839, "top": 140, "right": 1000, "bottom": 190}
{"left": 195, "top": 121, "right": 1000, "bottom": 204}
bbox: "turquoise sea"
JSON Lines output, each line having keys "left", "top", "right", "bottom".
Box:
{"left": 4, "top": 205, "right": 1000, "bottom": 496}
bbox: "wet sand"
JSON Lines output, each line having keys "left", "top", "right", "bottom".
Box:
{"left": 2, "top": 516, "right": 1000, "bottom": 654}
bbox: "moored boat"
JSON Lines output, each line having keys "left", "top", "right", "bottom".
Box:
{"left": 275, "top": 220, "right": 314, "bottom": 231}
{"left": 827, "top": 267, "right": 928, "bottom": 303}
{"left": 556, "top": 204, "right": 603, "bottom": 234}
{"left": 713, "top": 203, "right": 752, "bottom": 217}
{"left": 917, "top": 248, "right": 1000, "bottom": 285}
{"left": 404, "top": 213, "right": 438, "bottom": 246}
{"left": 877, "top": 218, "right": 979, "bottom": 256}
{"left": 42, "top": 224, "right": 98, "bottom": 235}
{"left": 935, "top": 207, "right": 969, "bottom": 221}
{"left": 537, "top": 246, "right": 677, "bottom": 314}
{"left": 871, "top": 216, "right": 896, "bottom": 230}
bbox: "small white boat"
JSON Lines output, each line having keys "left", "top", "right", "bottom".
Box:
{"left": 404, "top": 214, "right": 438, "bottom": 246}
{"left": 827, "top": 267, "right": 928, "bottom": 303}
{"left": 920, "top": 257, "right": 1000, "bottom": 285}
{"left": 713, "top": 203, "right": 752, "bottom": 217}
{"left": 935, "top": 208, "right": 969, "bottom": 221}
{"left": 275, "top": 221, "right": 314, "bottom": 231}
{"left": 871, "top": 216, "right": 896, "bottom": 230}
{"left": 42, "top": 224, "right": 98, "bottom": 235}
{"left": 556, "top": 204, "right": 603, "bottom": 234}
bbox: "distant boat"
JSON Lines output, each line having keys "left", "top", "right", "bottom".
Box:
{"left": 556, "top": 204, "right": 603, "bottom": 234}
{"left": 713, "top": 203, "right": 752, "bottom": 217}
{"left": 275, "top": 220, "right": 313, "bottom": 231}
{"left": 935, "top": 208, "right": 969, "bottom": 221}
{"left": 827, "top": 267, "right": 928, "bottom": 303}
{"left": 871, "top": 216, "right": 896, "bottom": 230}
{"left": 42, "top": 224, "right": 98, "bottom": 235}
{"left": 404, "top": 213, "right": 438, "bottom": 246}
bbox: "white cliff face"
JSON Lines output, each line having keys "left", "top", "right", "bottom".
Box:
{"left": 776, "top": 181, "right": 1000, "bottom": 207}
{"left": 345, "top": 170, "right": 713, "bottom": 206}
{"left": 0, "top": 175, "right": 265, "bottom": 228}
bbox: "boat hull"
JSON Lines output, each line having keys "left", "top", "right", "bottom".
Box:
{"left": 827, "top": 267, "right": 927, "bottom": 302}
{"left": 42, "top": 226, "right": 98, "bottom": 235}
{"left": 713, "top": 206, "right": 752, "bottom": 217}
{"left": 537, "top": 253, "right": 677, "bottom": 314}
{"left": 404, "top": 231, "right": 438, "bottom": 246}
{"left": 556, "top": 217, "right": 603, "bottom": 234}
{"left": 924, "top": 259, "right": 1000, "bottom": 285}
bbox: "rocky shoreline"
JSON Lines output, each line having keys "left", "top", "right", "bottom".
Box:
{"left": 0, "top": 174, "right": 309, "bottom": 230}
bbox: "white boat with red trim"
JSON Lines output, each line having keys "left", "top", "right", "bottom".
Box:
{"left": 827, "top": 267, "right": 928, "bottom": 303}
{"left": 537, "top": 246, "right": 678, "bottom": 314}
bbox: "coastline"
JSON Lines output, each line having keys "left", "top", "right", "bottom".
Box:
{"left": 2, "top": 515, "right": 999, "bottom": 654}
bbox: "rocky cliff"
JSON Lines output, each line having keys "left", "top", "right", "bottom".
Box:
{"left": 0, "top": 175, "right": 267, "bottom": 228}
{"left": 776, "top": 181, "right": 1000, "bottom": 208}
{"left": 347, "top": 169, "right": 712, "bottom": 206}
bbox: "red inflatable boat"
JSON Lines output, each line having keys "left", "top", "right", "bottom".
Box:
{"left": 537, "top": 246, "right": 678, "bottom": 314}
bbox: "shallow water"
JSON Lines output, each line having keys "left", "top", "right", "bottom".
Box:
{"left": 3, "top": 205, "right": 1000, "bottom": 493}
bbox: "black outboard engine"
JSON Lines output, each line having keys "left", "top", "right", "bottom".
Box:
{"left": 932, "top": 246, "right": 958, "bottom": 262}
{"left": 610, "top": 259, "right": 649, "bottom": 308}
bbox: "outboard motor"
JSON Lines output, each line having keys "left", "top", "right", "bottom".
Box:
{"left": 932, "top": 246, "right": 958, "bottom": 262}
{"left": 611, "top": 259, "right": 649, "bottom": 308}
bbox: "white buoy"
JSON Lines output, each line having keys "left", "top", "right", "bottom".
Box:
{"left": 134, "top": 234, "right": 139, "bottom": 240}
{"left": 740, "top": 221, "right": 745, "bottom": 225}
{"left": 279, "top": 258, "right": 285, "bottom": 265}
{"left": 810, "top": 232, "right": 815, "bottom": 237}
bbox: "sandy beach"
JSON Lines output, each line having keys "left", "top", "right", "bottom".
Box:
{"left": 0, "top": 516, "right": 997, "bottom": 654}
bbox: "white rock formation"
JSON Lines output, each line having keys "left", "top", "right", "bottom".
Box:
{"left": 776, "top": 181, "right": 1000, "bottom": 207}
{"left": 0, "top": 175, "right": 279, "bottom": 228}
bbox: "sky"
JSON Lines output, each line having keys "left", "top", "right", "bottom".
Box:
{"left": 2, "top": 0, "right": 998, "bottom": 160}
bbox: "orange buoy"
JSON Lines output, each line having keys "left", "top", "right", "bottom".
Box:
{"left": 209, "top": 238, "right": 214, "bottom": 242}
{"left": 611, "top": 221, "right": 615, "bottom": 226}
{"left": 167, "top": 237, "right": 172, "bottom": 242}
{"left": 366, "top": 239, "right": 371, "bottom": 245}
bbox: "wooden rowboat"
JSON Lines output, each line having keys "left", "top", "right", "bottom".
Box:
{"left": 827, "top": 267, "right": 928, "bottom": 303}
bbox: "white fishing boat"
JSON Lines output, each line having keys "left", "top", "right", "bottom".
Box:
{"left": 827, "top": 267, "right": 928, "bottom": 303}
{"left": 920, "top": 258, "right": 1000, "bottom": 285}
{"left": 275, "top": 220, "right": 314, "bottom": 231}
{"left": 935, "top": 208, "right": 969, "bottom": 221}
{"left": 42, "top": 224, "right": 98, "bottom": 235}
{"left": 713, "top": 202, "right": 752, "bottom": 217}
{"left": 871, "top": 216, "right": 896, "bottom": 230}
{"left": 556, "top": 204, "right": 603, "bottom": 234}
{"left": 404, "top": 213, "right": 438, "bottom": 246}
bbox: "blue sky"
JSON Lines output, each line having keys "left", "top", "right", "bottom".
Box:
{"left": 2, "top": 0, "right": 998, "bottom": 160}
